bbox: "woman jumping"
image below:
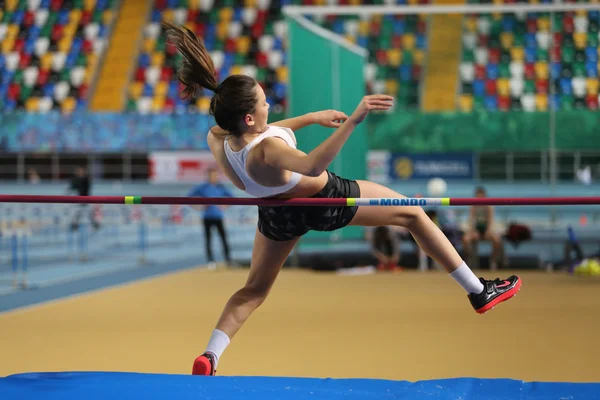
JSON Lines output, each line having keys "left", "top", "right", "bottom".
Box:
{"left": 161, "top": 23, "right": 522, "bottom": 376}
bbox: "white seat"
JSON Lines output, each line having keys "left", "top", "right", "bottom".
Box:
{"left": 372, "top": 80, "right": 386, "bottom": 95}
{"left": 70, "top": 66, "right": 86, "bottom": 87}
{"left": 0, "top": 24, "right": 7, "bottom": 41}
{"left": 228, "top": 21, "right": 242, "bottom": 38}
{"left": 34, "top": 37, "right": 49, "bottom": 57}
{"left": 258, "top": 35, "right": 274, "bottom": 52}
{"left": 476, "top": 17, "right": 491, "bottom": 36}
{"left": 54, "top": 81, "right": 70, "bottom": 102}
{"left": 575, "top": 16, "right": 588, "bottom": 33}
{"left": 459, "top": 62, "right": 475, "bottom": 83}
{"left": 242, "top": 7, "right": 257, "bottom": 26}
{"left": 273, "top": 21, "right": 287, "bottom": 39}
{"left": 363, "top": 63, "right": 377, "bottom": 82}
{"left": 144, "top": 23, "right": 161, "bottom": 39}
{"left": 509, "top": 77, "right": 524, "bottom": 97}
{"left": 173, "top": 8, "right": 188, "bottom": 26}
{"left": 521, "top": 94, "right": 535, "bottom": 112}
{"left": 509, "top": 61, "right": 524, "bottom": 79}
{"left": 242, "top": 65, "right": 257, "bottom": 79}
{"left": 27, "top": 0, "right": 41, "bottom": 11}
{"left": 35, "top": 9, "right": 48, "bottom": 27}
{"left": 536, "top": 31, "right": 550, "bottom": 50}
{"left": 5, "top": 52, "right": 21, "bottom": 72}
{"left": 84, "top": 23, "right": 99, "bottom": 41}
{"left": 137, "top": 97, "right": 152, "bottom": 114}
{"left": 93, "top": 39, "right": 105, "bottom": 54}
{"left": 37, "top": 96, "right": 53, "bottom": 113}
{"left": 51, "top": 52, "right": 66, "bottom": 72}
{"left": 256, "top": 0, "right": 271, "bottom": 10}
{"left": 344, "top": 19, "right": 359, "bottom": 38}
{"left": 572, "top": 77, "right": 587, "bottom": 97}
{"left": 462, "top": 32, "right": 477, "bottom": 50}
{"left": 267, "top": 50, "right": 283, "bottom": 69}
{"left": 475, "top": 47, "right": 489, "bottom": 65}
{"left": 198, "top": 0, "right": 215, "bottom": 12}
{"left": 209, "top": 50, "right": 224, "bottom": 70}
{"left": 144, "top": 66, "right": 160, "bottom": 86}
{"left": 23, "top": 66, "right": 39, "bottom": 87}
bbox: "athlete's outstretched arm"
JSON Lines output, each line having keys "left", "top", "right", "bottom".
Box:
{"left": 270, "top": 110, "right": 349, "bottom": 131}
{"left": 262, "top": 95, "right": 393, "bottom": 177}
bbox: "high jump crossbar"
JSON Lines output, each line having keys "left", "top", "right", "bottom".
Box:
{"left": 0, "top": 195, "right": 600, "bottom": 206}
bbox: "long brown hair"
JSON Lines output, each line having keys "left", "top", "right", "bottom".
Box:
{"left": 162, "top": 22, "right": 259, "bottom": 136}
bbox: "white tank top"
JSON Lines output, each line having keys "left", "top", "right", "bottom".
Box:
{"left": 223, "top": 125, "right": 302, "bottom": 198}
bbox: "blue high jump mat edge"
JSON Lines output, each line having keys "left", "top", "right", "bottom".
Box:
{"left": 1, "top": 372, "right": 599, "bottom": 400}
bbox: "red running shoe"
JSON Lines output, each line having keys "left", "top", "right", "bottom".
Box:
{"left": 468, "top": 275, "right": 522, "bottom": 314}
{"left": 192, "top": 352, "right": 216, "bottom": 376}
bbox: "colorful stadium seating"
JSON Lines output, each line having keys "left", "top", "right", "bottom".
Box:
{"left": 129, "top": 0, "right": 429, "bottom": 115}
{"left": 459, "top": 1, "right": 600, "bottom": 112}
{"left": 0, "top": 0, "right": 115, "bottom": 113}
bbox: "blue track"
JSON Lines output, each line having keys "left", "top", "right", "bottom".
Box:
{"left": 1, "top": 373, "right": 599, "bottom": 400}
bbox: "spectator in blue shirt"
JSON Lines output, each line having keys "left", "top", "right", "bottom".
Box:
{"left": 188, "top": 168, "right": 233, "bottom": 266}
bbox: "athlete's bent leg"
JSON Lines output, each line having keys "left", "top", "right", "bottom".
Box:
{"left": 193, "top": 229, "right": 299, "bottom": 375}
{"left": 348, "top": 180, "right": 521, "bottom": 314}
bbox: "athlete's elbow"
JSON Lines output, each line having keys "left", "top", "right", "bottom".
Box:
{"left": 304, "top": 165, "right": 325, "bottom": 177}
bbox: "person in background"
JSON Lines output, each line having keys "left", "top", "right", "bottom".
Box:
{"left": 370, "top": 226, "right": 402, "bottom": 272}
{"left": 462, "top": 186, "right": 502, "bottom": 270}
{"left": 68, "top": 166, "right": 100, "bottom": 231}
{"left": 188, "top": 168, "right": 234, "bottom": 269}
{"left": 28, "top": 168, "right": 41, "bottom": 184}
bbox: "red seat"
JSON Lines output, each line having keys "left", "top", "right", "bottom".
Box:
{"left": 51, "top": 24, "right": 64, "bottom": 42}
{"left": 488, "top": 48, "right": 501, "bottom": 63}
{"left": 526, "top": 19, "right": 537, "bottom": 33}
{"left": 485, "top": 79, "right": 497, "bottom": 95}
{"left": 417, "top": 20, "right": 427, "bottom": 34}
{"left": 563, "top": 15, "right": 574, "bottom": 33}
{"left": 375, "top": 49, "right": 387, "bottom": 65}
{"left": 553, "top": 32, "right": 562, "bottom": 46}
{"left": 50, "top": 0, "right": 63, "bottom": 11}
{"left": 550, "top": 46, "right": 561, "bottom": 62}
{"left": 586, "top": 95, "right": 599, "bottom": 110}
{"left": 154, "top": 0, "right": 167, "bottom": 10}
{"left": 165, "top": 98, "right": 175, "bottom": 111}
{"left": 478, "top": 35, "right": 489, "bottom": 47}
{"left": 475, "top": 65, "right": 486, "bottom": 80}
{"left": 187, "top": 10, "right": 198, "bottom": 22}
{"left": 524, "top": 63, "right": 535, "bottom": 80}
{"left": 392, "top": 35, "right": 402, "bottom": 48}
{"left": 81, "top": 11, "right": 92, "bottom": 25}
{"left": 536, "top": 79, "right": 549, "bottom": 94}
{"left": 225, "top": 38, "right": 236, "bottom": 53}
{"left": 166, "top": 42, "right": 177, "bottom": 56}
{"left": 135, "top": 67, "right": 145, "bottom": 82}
{"left": 23, "top": 11, "right": 35, "bottom": 26}
{"left": 256, "top": 52, "right": 268, "bottom": 68}
{"left": 8, "top": 83, "right": 21, "bottom": 100}
{"left": 412, "top": 65, "right": 422, "bottom": 80}
{"left": 78, "top": 84, "right": 88, "bottom": 99}
{"left": 37, "top": 69, "right": 50, "bottom": 85}
{"left": 251, "top": 23, "right": 264, "bottom": 39}
{"left": 161, "top": 67, "right": 173, "bottom": 81}
{"left": 194, "top": 23, "right": 205, "bottom": 38}
{"left": 82, "top": 40, "right": 93, "bottom": 54}
{"left": 13, "top": 38, "right": 25, "bottom": 52}
{"left": 19, "top": 53, "right": 31, "bottom": 68}
{"left": 370, "top": 21, "right": 381, "bottom": 36}
{"left": 498, "top": 96, "right": 510, "bottom": 110}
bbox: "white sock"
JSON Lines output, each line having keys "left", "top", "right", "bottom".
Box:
{"left": 450, "top": 262, "right": 484, "bottom": 294}
{"left": 205, "top": 329, "right": 230, "bottom": 367}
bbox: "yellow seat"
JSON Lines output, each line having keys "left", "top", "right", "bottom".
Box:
{"left": 1, "top": 38, "right": 15, "bottom": 53}
{"left": 84, "top": 0, "right": 97, "bottom": 12}
{"left": 345, "top": 34, "right": 356, "bottom": 44}
{"left": 143, "top": 38, "right": 156, "bottom": 53}
{"left": 218, "top": 7, "right": 233, "bottom": 22}
{"left": 276, "top": 66, "right": 288, "bottom": 83}
{"left": 387, "top": 49, "right": 402, "bottom": 67}
{"left": 535, "top": 62, "right": 549, "bottom": 79}
{"left": 349, "top": 0, "right": 361, "bottom": 4}
{"left": 574, "top": 32, "right": 587, "bottom": 50}
{"left": 184, "top": 21, "right": 195, "bottom": 32}
{"left": 216, "top": 22, "right": 228, "bottom": 41}
{"left": 69, "top": 10, "right": 82, "bottom": 24}
{"left": 84, "top": 66, "right": 94, "bottom": 84}
{"left": 493, "top": 0, "right": 503, "bottom": 4}
{"left": 63, "top": 24, "right": 77, "bottom": 38}
{"left": 587, "top": 78, "right": 599, "bottom": 96}
{"left": 25, "top": 98, "right": 39, "bottom": 112}
{"left": 385, "top": 80, "right": 398, "bottom": 96}
{"left": 500, "top": 32, "right": 514, "bottom": 50}
{"left": 535, "top": 94, "right": 548, "bottom": 111}
{"left": 402, "top": 34, "right": 416, "bottom": 51}
{"left": 151, "top": 52, "right": 165, "bottom": 67}
{"left": 230, "top": 65, "right": 243, "bottom": 75}
{"left": 102, "top": 10, "right": 113, "bottom": 25}
{"left": 237, "top": 36, "right": 251, "bottom": 54}
{"left": 510, "top": 47, "right": 524, "bottom": 62}
{"left": 491, "top": 12, "right": 502, "bottom": 20}
{"left": 408, "top": 0, "right": 419, "bottom": 5}
{"left": 314, "top": 0, "right": 326, "bottom": 4}
{"left": 497, "top": 78, "right": 510, "bottom": 97}
{"left": 0, "top": 11, "right": 3, "bottom": 22}
{"left": 458, "top": 94, "right": 473, "bottom": 112}
{"left": 464, "top": 17, "right": 476, "bottom": 33}
{"left": 129, "top": 82, "right": 143, "bottom": 99}
{"left": 189, "top": 0, "right": 199, "bottom": 9}
{"left": 162, "top": 10, "right": 174, "bottom": 24}
{"left": 414, "top": 50, "right": 425, "bottom": 65}
{"left": 40, "top": 53, "right": 53, "bottom": 69}
{"left": 155, "top": 81, "right": 168, "bottom": 97}
{"left": 6, "top": 0, "right": 18, "bottom": 12}
{"left": 7, "top": 24, "right": 20, "bottom": 39}
{"left": 575, "top": 10, "right": 587, "bottom": 17}
{"left": 152, "top": 96, "right": 165, "bottom": 113}
{"left": 537, "top": 17, "right": 550, "bottom": 32}
{"left": 358, "top": 21, "right": 370, "bottom": 37}
{"left": 244, "top": 0, "right": 256, "bottom": 7}
{"left": 61, "top": 97, "right": 77, "bottom": 114}
{"left": 58, "top": 37, "right": 72, "bottom": 53}
{"left": 197, "top": 97, "right": 211, "bottom": 114}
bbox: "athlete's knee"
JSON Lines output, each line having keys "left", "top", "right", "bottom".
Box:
{"left": 391, "top": 206, "right": 427, "bottom": 229}
{"left": 239, "top": 280, "right": 271, "bottom": 307}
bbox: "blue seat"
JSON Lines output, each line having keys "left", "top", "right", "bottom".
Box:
{"left": 168, "top": 81, "right": 178, "bottom": 97}
{"left": 549, "top": 93, "right": 560, "bottom": 110}
{"left": 273, "top": 37, "right": 283, "bottom": 51}
{"left": 486, "top": 63, "right": 499, "bottom": 80}
{"left": 586, "top": 46, "right": 598, "bottom": 63}
{"left": 589, "top": 11, "right": 599, "bottom": 21}
{"left": 65, "top": 53, "right": 77, "bottom": 68}
{"left": 233, "top": 7, "right": 243, "bottom": 22}
{"left": 416, "top": 34, "right": 427, "bottom": 49}
{"left": 2, "top": 71, "right": 14, "bottom": 85}
{"left": 151, "top": 10, "right": 162, "bottom": 23}
{"left": 525, "top": 33, "right": 537, "bottom": 48}
{"left": 58, "top": 10, "right": 70, "bottom": 25}
{"left": 550, "top": 62, "right": 561, "bottom": 79}
{"left": 485, "top": 95, "right": 498, "bottom": 111}
{"left": 560, "top": 77, "right": 572, "bottom": 95}
{"left": 0, "top": 82, "right": 8, "bottom": 98}
{"left": 273, "top": 82, "right": 286, "bottom": 99}
{"left": 0, "top": 54, "right": 5, "bottom": 69}
{"left": 473, "top": 79, "right": 485, "bottom": 96}
{"left": 142, "top": 83, "right": 153, "bottom": 96}
{"left": 525, "top": 46, "right": 537, "bottom": 63}
{"left": 98, "top": 25, "right": 107, "bottom": 38}
{"left": 4, "top": 98, "right": 16, "bottom": 112}
{"left": 12, "top": 10, "right": 24, "bottom": 24}
{"left": 137, "top": 53, "right": 150, "bottom": 68}
{"left": 43, "top": 83, "right": 55, "bottom": 97}
{"left": 41, "top": 0, "right": 50, "bottom": 8}
{"left": 24, "top": 38, "right": 35, "bottom": 55}
{"left": 97, "top": 0, "right": 108, "bottom": 9}
{"left": 167, "top": 0, "right": 178, "bottom": 8}
{"left": 72, "top": 37, "right": 83, "bottom": 52}
{"left": 332, "top": 20, "right": 344, "bottom": 35}
{"left": 357, "top": 36, "right": 368, "bottom": 49}
{"left": 586, "top": 61, "right": 598, "bottom": 78}
{"left": 28, "top": 26, "right": 40, "bottom": 40}
{"left": 502, "top": 15, "right": 515, "bottom": 32}
{"left": 393, "top": 20, "right": 406, "bottom": 35}
{"left": 399, "top": 64, "right": 411, "bottom": 82}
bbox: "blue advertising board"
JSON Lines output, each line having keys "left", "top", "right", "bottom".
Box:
{"left": 389, "top": 153, "right": 474, "bottom": 180}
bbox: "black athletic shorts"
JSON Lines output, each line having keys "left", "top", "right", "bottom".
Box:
{"left": 257, "top": 171, "right": 361, "bottom": 241}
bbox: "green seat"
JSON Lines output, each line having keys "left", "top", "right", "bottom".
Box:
{"left": 209, "top": 8, "right": 219, "bottom": 23}
{"left": 552, "top": 14, "right": 563, "bottom": 31}
{"left": 499, "top": 63, "right": 511, "bottom": 78}
{"left": 155, "top": 37, "right": 166, "bottom": 52}
{"left": 2, "top": 12, "right": 12, "bottom": 23}
{"left": 178, "top": 0, "right": 189, "bottom": 7}
{"left": 473, "top": 96, "right": 485, "bottom": 111}
{"left": 93, "top": 10, "right": 103, "bottom": 23}
{"left": 573, "top": 62, "right": 586, "bottom": 77}
{"left": 562, "top": 47, "right": 575, "bottom": 63}
{"left": 588, "top": 33, "right": 599, "bottom": 47}
{"left": 234, "top": 54, "right": 245, "bottom": 65}
{"left": 60, "top": 69, "right": 71, "bottom": 82}
{"left": 537, "top": 49, "right": 549, "bottom": 62}
{"left": 490, "top": 19, "right": 503, "bottom": 36}
{"left": 77, "top": 54, "right": 87, "bottom": 66}
{"left": 41, "top": 23, "right": 52, "bottom": 37}
{"left": 20, "top": 86, "right": 32, "bottom": 102}
{"left": 126, "top": 99, "right": 137, "bottom": 112}
{"left": 13, "top": 70, "right": 24, "bottom": 85}
{"left": 379, "top": 35, "right": 391, "bottom": 49}
{"left": 514, "top": 21, "right": 526, "bottom": 36}
{"left": 561, "top": 95, "right": 574, "bottom": 110}
{"left": 501, "top": 50, "right": 511, "bottom": 64}
{"left": 47, "top": 11, "right": 57, "bottom": 24}
{"left": 74, "top": 0, "right": 84, "bottom": 8}
{"left": 375, "top": 66, "right": 386, "bottom": 80}
{"left": 256, "top": 68, "right": 267, "bottom": 82}
{"left": 463, "top": 49, "right": 474, "bottom": 62}
{"left": 513, "top": 33, "right": 524, "bottom": 46}
{"left": 213, "top": 40, "right": 223, "bottom": 51}
{"left": 222, "top": 0, "right": 234, "bottom": 6}
{"left": 402, "top": 50, "right": 413, "bottom": 65}
{"left": 524, "top": 79, "right": 535, "bottom": 94}
{"left": 488, "top": 36, "right": 500, "bottom": 48}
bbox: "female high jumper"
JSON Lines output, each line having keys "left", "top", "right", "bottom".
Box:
{"left": 161, "top": 23, "right": 522, "bottom": 376}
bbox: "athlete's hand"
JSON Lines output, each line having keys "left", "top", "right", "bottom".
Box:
{"left": 349, "top": 95, "right": 394, "bottom": 125}
{"left": 311, "top": 110, "right": 349, "bottom": 128}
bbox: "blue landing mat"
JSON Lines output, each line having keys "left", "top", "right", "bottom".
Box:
{"left": 0, "top": 373, "right": 599, "bottom": 400}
